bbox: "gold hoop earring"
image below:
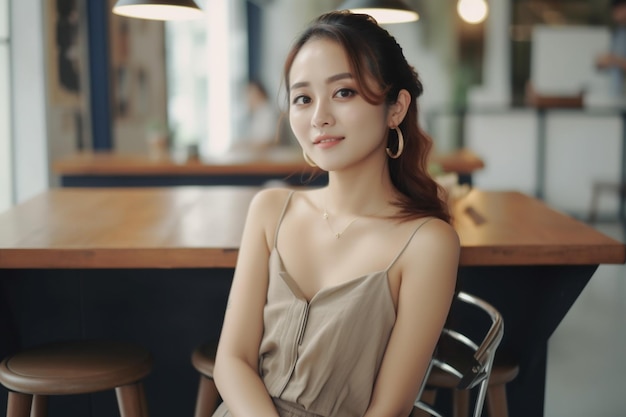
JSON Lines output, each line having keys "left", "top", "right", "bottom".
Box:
{"left": 386, "top": 126, "right": 404, "bottom": 159}
{"left": 303, "top": 150, "right": 317, "bottom": 167}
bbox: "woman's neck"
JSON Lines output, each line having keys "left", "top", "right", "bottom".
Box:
{"left": 324, "top": 168, "right": 397, "bottom": 216}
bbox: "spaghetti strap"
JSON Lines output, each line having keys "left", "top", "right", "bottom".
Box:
{"left": 384, "top": 217, "right": 435, "bottom": 272}
{"left": 273, "top": 191, "right": 295, "bottom": 249}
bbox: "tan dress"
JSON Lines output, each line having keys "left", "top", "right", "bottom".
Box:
{"left": 213, "top": 192, "right": 430, "bottom": 417}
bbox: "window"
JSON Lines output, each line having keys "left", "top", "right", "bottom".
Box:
{"left": 165, "top": 0, "right": 248, "bottom": 157}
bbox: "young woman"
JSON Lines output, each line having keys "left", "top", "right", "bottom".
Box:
{"left": 212, "top": 10, "right": 460, "bottom": 417}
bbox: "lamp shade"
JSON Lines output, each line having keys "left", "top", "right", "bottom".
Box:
{"left": 338, "top": 0, "right": 419, "bottom": 24}
{"left": 112, "top": 0, "right": 204, "bottom": 21}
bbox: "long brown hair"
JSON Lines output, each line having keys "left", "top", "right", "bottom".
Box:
{"left": 283, "top": 10, "right": 450, "bottom": 223}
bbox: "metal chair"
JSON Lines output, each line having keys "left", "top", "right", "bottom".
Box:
{"left": 412, "top": 291, "right": 505, "bottom": 417}
{"left": 191, "top": 292, "right": 505, "bottom": 417}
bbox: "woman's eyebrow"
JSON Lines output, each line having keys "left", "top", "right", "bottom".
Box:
{"left": 290, "top": 73, "right": 353, "bottom": 91}
{"left": 326, "top": 72, "right": 352, "bottom": 83}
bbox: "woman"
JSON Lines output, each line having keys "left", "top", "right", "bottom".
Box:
{"left": 213, "top": 10, "right": 460, "bottom": 417}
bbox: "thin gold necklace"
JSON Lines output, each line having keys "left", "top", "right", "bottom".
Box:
{"left": 322, "top": 209, "right": 359, "bottom": 239}
{"left": 322, "top": 200, "right": 388, "bottom": 239}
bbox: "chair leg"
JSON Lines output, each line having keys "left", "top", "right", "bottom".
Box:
{"left": 194, "top": 375, "right": 220, "bottom": 417}
{"left": 30, "top": 395, "right": 48, "bottom": 417}
{"left": 452, "top": 390, "right": 469, "bottom": 417}
{"left": 411, "top": 389, "right": 437, "bottom": 417}
{"left": 6, "top": 392, "right": 32, "bottom": 417}
{"left": 116, "top": 383, "right": 149, "bottom": 417}
{"left": 486, "top": 384, "right": 509, "bottom": 417}
{"left": 139, "top": 383, "right": 149, "bottom": 417}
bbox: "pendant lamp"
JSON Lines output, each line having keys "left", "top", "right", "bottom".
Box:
{"left": 112, "top": 0, "right": 204, "bottom": 21}
{"left": 338, "top": 0, "right": 419, "bottom": 24}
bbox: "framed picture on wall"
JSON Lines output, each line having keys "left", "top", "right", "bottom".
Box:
{"left": 44, "top": 0, "right": 91, "bottom": 171}
{"left": 107, "top": 0, "right": 168, "bottom": 154}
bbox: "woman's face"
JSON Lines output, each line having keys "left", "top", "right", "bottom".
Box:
{"left": 288, "top": 38, "right": 390, "bottom": 171}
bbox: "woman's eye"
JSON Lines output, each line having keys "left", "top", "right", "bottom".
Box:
{"left": 335, "top": 88, "right": 356, "bottom": 99}
{"left": 292, "top": 95, "right": 311, "bottom": 105}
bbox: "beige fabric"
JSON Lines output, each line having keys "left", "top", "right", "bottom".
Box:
{"left": 214, "top": 192, "right": 429, "bottom": 417}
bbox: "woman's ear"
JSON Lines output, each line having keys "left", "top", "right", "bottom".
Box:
{"left": 388, "top": 89, "right": 411, "bottom": 127}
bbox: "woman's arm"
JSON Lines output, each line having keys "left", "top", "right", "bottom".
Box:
{"left": 364, "top": 219, "right": 460, "bottom": 417}
{"left": 213, "top": 189, "right": 288, "bottom": 417}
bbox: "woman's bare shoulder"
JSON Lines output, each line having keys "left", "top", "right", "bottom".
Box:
{"left": 405, "top": 217, "right": 460, "bottom": 259}
{"left": 398, "top": 217, "right": 460, "bottom": 297}
{"left": 247, "top": 187, "right": 294, "bottom": 215}
{"left": 249, "top": 187, "right": 319, "bottom": 214}
{"left": 413, "top": 216, "right": 457, "bottom": 240}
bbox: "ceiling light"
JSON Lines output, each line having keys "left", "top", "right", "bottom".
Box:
{"left": 457, "top": 0, "right": 488, "bottom": 24}
{"left": 112, "top": 0, "right": 204, "bottom": 21}
{"left": 339, "top": 0, "right": 419, "bottom": 24}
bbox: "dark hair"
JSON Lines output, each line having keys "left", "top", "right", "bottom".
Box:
{"left": 283, "top": 10, "right": 450, "bottom": 223}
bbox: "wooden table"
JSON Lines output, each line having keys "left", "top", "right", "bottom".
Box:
{"left": 0, "top": 187, "right": 620, "bottom": 269}
{"left": 0, "top": 187, "right": 623, "bottom": 417}
{"left": 51, "top": 148, "right": 484, "bottom": 187}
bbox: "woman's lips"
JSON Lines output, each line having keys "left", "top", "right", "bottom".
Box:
{"left": 313, "top": 135, "right": 344, "bottom": 148}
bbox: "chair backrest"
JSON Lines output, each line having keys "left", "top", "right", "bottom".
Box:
{"left": 414, "top": 291, "right": 504, "bottom": 417}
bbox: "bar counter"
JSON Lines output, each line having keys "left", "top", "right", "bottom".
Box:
{"left": 0, "top": 187, "right": 623, "bottom": 417}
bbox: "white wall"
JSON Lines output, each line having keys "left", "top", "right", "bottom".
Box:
{"left": 466, "top": 110, "right": 538, "bottom": 196}
{"left": 0, "top": 0, "right": 12, "bottom": 211}
{"left": 544, "top": 112, "right": 622, "bottom": 215}
{"left": 11, "top": 0, "right": 48, "bottom": 204}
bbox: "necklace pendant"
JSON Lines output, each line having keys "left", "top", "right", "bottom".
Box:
{"left": 335, "top": 232, "right": 341, "bottom": 239}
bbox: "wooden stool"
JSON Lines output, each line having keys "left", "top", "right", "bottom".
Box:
{"left": 417, "top": 360, "right": 520, "bottom": 417}
{"left": 0, "top": 340, "right": 153, "bottom": 417}
{"left": 191, "top": 342, "right": 220, "bottom": 417}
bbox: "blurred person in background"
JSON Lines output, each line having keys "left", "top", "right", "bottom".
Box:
{"left": 233, "top": 79, "right": 280, "bottom": 152}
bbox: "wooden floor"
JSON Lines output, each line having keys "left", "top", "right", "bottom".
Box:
{"left": 545, "top": 222, "right": 626, "bottom": 417}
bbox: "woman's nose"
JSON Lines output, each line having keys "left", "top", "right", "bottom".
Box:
{"left": 312, "top": 101, "right": 334, "bottom": 128}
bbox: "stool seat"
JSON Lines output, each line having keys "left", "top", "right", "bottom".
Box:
{"left": 0, "top": 340, "right": 153, "bottom": 417}
{"left": 487, "top": 363, "right": 520, "bottom": 385}
{"left": 191, "top": 342, "right": 217, "bottom": 379}
{"left": 0, "top": 340, "right": 153, "bottom": 396}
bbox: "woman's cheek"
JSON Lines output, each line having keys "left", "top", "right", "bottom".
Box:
{"left": 290, "top": 111, "right": 309, "bottom": 146}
